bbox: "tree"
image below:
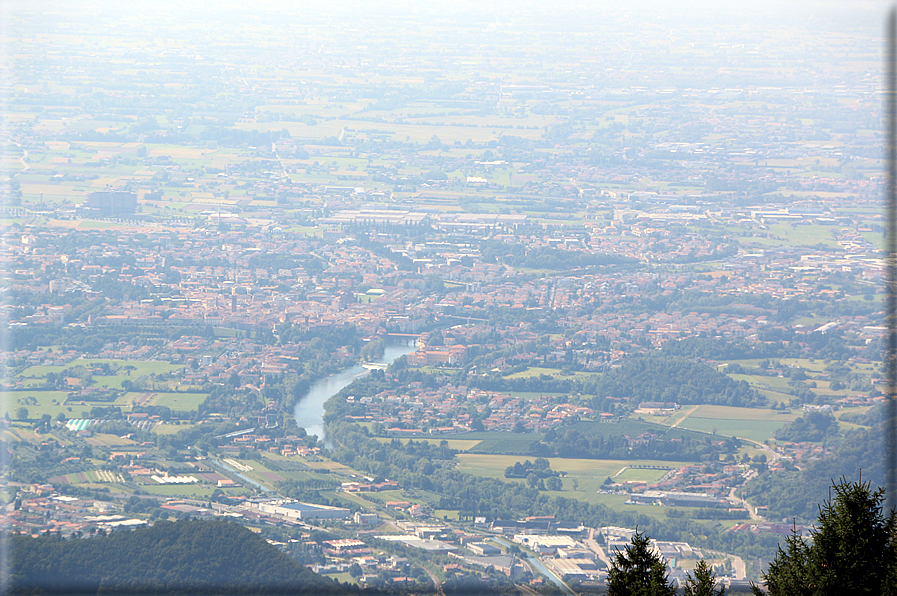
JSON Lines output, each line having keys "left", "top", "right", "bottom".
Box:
{"left": 360, "top": 339, "right": 385, "bottom": 362}
{"left": 15, "top": 407, "right": 28, "bottom": 421}
{"left": 754, "top": 478, "right": 896, "bottom": 595}
{"left": 607, "top": 529, "right": 676, "bottom": 596}
{"left": 683, "top": 560, "right": 725, "bottom": 596}
{"left": 545, "top": 476, "right": 562, "bottom": 491}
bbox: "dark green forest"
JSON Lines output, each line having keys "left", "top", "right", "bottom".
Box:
{"left": 583, "top": 355, "right": 766, "bottom": 408}
{"left": 8, "top": 519, "right": 347, "bottom": 595}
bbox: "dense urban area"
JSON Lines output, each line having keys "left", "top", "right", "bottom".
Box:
{"left": 1, "top": 1, "right": 892, "bottom": 594}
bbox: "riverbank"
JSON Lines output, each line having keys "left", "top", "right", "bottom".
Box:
{"left": 293, "top": 345, "right": 415, "bottom": 444}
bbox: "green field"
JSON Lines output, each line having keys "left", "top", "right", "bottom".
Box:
{"left": 456, "top": 453, "right": 694, "bottom": 510}
{"left": 504, "top": 367, "right": 597, "bottom": 380}
{"left": 84, "top": 433, "right": 138, "bottom": 447}
{"left": 675, "top": 405, "right": 798, "bottom": 443}
{"left": 614, "top": 467, "right": 670, "bottom": 483}
{"left": 566, "top": 418, "right": 713, "bottom": 442}
{"left": 118, "top": 391, "right": 208, "bottom": 410}
{"left": 4, "top": 390, "right": 74, "bottom": 418}
{"left": 20, "top": 359, "right": 183, "bottom": 380}
{"left": 153, "top": 423, "right": 196, "bottom": 435}
{"left": 16, "top": 359, "right": 185, "bottom": 396}
{"left": 136, "top": 484, "right": 249, "bottom": 498}
{"left": 423, "top": 431, "right": 543, "bottom": 454}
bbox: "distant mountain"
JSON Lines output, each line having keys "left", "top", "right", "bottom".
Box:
{"left": 8, "top": 518, "right": 349, "bottom": 595}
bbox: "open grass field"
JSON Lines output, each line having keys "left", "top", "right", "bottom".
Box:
{"left": 728, "top": 373, "right": 793, "bottom": 392}
{"left": 503, "top": 367, "right": 598, "bottom": 381}
{"left": 84, "top": 433, "right": 137, "bottom": 447}
{"left": 456, "top": 453, "right": 692, "bottom": 503}
{"left": 675, "top": 405, "right": 798, "bottom": 443}
{"left": 153, "top": 423, "right": 196, "bottom": 435}
{"left": 137, "top": 484, "right": 248, "bottom": 498}
{"left": 4, "top": 390, "right": 73, "bottom": 418}
{"left": 566, "top": 418, "right": 711, "bottom": 442}
{"left": 20, "top": 359, "right": 183, "bottom": 380}
{"left": 117, "top": 391, "right": 207, "bottom": 410}
{"left": 727, "top": 373, "right": 796, "bottom": 404}
{"left": 423, "top": 431, "right": 543, "bottom": 454}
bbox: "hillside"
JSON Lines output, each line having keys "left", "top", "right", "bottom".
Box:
{"left": 8, "top": 518, "right": 348, "bottom": 595}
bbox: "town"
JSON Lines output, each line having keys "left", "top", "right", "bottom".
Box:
{"left": 1, "top": 1, "right": 888, "bottom": 593}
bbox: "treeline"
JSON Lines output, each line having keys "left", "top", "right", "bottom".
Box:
{"left": 773, "top": 411, "right": 839, "bottom": 443}
{"left": 6, "top": 323, "right": 206, "bottom": 353}
{"left": 8, "top": 519, "right": 347, "bottom": 595}
{"left": 446, "top": 349, "right": 765, "bottom": 411}
{"left": 531, "top": 427, "right": 738, "bottom": 462}
{"left": 582, "top": 354, "right": 766, "bottom": 408}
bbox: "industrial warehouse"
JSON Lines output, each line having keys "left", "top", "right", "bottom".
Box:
{"left": 250, "top": 499, "right": 350, "bottom": 520}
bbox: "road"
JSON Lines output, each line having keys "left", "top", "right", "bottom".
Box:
{"left": 585, "top": 527, "right": 614, "bottom": 568}
{"left": 10, "top": 141, "right": 29, "bottom": 172}
{"left": 732, "top": 554, "right": 747, "bottom": 580}
{"left": 729, "top": 480, "right": 762, "bottom": 521}
{"left": 424, "top": 568, "right": 444, "bottom": 596}
{"left": 744, "top": 437, "right": 781, "bottom": 464}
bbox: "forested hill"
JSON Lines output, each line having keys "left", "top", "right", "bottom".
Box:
{"left": 8, "top": 519, "right": 348, "bottom": 595}
{"left": 741, "top": 425, "right": 885, "bottom": 521}
{"left": 584, "top": 355, "right": 766, "bottom": 408}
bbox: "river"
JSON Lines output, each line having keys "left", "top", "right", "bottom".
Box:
{"left": 293, "top": 344, "right": 415, "bottom": 445}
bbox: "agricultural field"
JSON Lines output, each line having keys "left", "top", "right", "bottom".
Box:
{"left": 225, "top": 455, "right": 339, "bottom": 490}
{"left": 726, "top": 357, "right": 876, "bottom": 406}
{"left": 503, "top": 367, "right": 598, "bottom": 381}
{"left": 47, "top": 470, "right": 126, "bottom": 484}
{"left": 4, "top": 391, "right": 74, "bottom": 419}
{"left": 674, "top": 405, "right": 799, "bottom": 443}
{"left": 19, "top": 359, "right": 184, "bottom": 382}
{"left": 83, "top": 433, "right": 138, "bottom": 447}
{"left": 136, "top": 484, "right": 247, "bottom": 498}
{"left": 117, "top": 391, "right": 207, "bottom": 410}
{"left": 153, "top": 423, "right": 196, "bottom": 435}
{"left": 425, "top": 431, "right": 543, "bottom": 454}
{"left": 456, "top": 454, "right": 695, "bottom": 508}
{"left": 565, "top": 418, "right": 714, "bottom": 442}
